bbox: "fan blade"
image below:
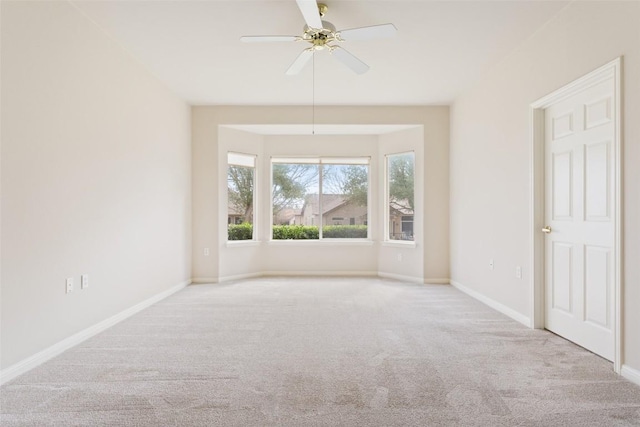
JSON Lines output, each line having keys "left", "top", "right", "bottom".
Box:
{"left": 337, "top": 23, "right": 397, "bottom": 41}
{"left": 240, "top": 35, "right": 298, "bottom": 43}
{"left": 330, "top": 46, "right": 369, "bottom": 74}
{"left": 286, "top": 49, "right": 314, "bottom": 75}
{"left": 296, "top": 0, "right": 322, "bottom": 29}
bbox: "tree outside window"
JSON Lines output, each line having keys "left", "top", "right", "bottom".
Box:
{"left": 271, "top": 158, "right": 369, "bottom": 240}
{"left": 227, "top": 153, "right": 256, "bottom": 240}
{"left": 386, "top": 152, "right": 414, "bottom": 241}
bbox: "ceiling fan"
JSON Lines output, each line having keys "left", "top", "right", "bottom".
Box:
{"left": 240, "top": 0, "right": 397, "bottom": 75}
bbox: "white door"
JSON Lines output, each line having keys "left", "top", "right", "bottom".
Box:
{"left": 544, "top": 76, "right": 616, "bottom": 361}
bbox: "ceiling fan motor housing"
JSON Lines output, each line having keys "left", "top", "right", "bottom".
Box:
{"left": 304, "top": 21, "right": 337, "bottom": 49}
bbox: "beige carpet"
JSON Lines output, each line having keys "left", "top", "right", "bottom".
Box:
{"left": 2, "top": 277, "right": 639, "bottom": 426}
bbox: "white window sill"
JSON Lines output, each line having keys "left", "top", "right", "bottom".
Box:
{"left": 267, "top": 239, "right": 374, "bottom": 246}
{"left": 381, "top": 241, "right": 417, "bottom": 248}
{"left": 226, "top": 240, "right": 262, "bottom": 248}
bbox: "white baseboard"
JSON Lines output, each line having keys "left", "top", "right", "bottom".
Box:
{"left": 621, "top": 365, "right": 640, "bottom": 387}
{"left": 218, "top": 272, "right": 262, "bottom": 283}
{"left": 425, "top": 278, "right": 450, "bottom": 285}
{"left": 450, "top": 280, "right": 530, "bottom": 327}
{"left": 199, "top": 272, "right": 437, "bottom": 284}
{"left": 378, "top": 272, "right": 424, "bottom": 284}
{"left": 0, "top": 280, "right": 191, "bottom": 386}
{"left": 262, "top": 270, "right": 378, "bottom": 278}
{"left": 191, "top": 277, "right": 218, "bottom": 284}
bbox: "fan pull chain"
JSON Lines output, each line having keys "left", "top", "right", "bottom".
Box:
{"left": 312, "top": 51, "right": 315, "bottom": 135}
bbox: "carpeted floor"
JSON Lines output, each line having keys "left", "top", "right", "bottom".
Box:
{"left": 2, "top": 277, "right": 640, "bottom": 426}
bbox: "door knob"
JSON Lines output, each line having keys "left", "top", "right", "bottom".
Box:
{"left": 542, "top": 226, "right": 552, "bottom": 234}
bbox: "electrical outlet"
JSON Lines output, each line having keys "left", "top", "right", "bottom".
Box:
{"left": 204, "top": 248, "right": 210, "bottom": 256}
{"left": 66, "top": 278, "right": 73, "bottom": 294}
{"left": 81, "top": 274, "right": 89, "bottom": 289}
{"left": 397, "top": 253, "right": 402, "bottom": 262}
{"left": 516, "top": 266, "right": 522, "bottom": 279}
{"left": 489, "top": 259, "right": 494, "bottom": 270}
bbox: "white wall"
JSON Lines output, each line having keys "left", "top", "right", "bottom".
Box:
{"left": 192, "top": 106, "right": 450, "bottom": 283}
{"left": 1, "top": 1, "right": 191, "bottom": 370}
{"left": 450, "top": 1, "right": 640, "bottom": 371}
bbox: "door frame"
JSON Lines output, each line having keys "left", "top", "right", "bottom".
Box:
{"left": 529, "top": 57, "right": 623, "bottom": 372}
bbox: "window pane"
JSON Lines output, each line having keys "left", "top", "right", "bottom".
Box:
{"left": 387, "top": 152, "right": 415, "bottom": 241}
{"left": 227, "top": 164, "right": 254, "bottom": 240}
{"left": 321, "top": 164, "right": 368, "bottom": 239}
{"left": 272, "top": 163, "right": 320, "bottom": 239}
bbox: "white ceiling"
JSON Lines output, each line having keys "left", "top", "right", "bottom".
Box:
{"left": 71, "top": 0, "right": 569, "bottom": 106}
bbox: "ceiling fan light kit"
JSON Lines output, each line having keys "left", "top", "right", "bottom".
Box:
{"left": 241, "top": 1, "right": 397, "bottom": 75}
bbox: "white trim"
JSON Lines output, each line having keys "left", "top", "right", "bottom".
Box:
{"left": 218, "top": 272, "right": 262, "bottom": 283}
{"left": 0, "top": 280, "right": 191, "bottom": 386}
{"left": 424, "top": 278, "right": 450, "bottom": 285}
{"left": 263, "top": 270, "right": 378, "bottom": 278}
{"left": 212, "top": 272, "right": 444, "bottom": 283}
{"left": 529, "top": 107, "right": 546, "bottom": 330}
{"left": 266, "top": 239, "right": 374, "bottom": 246}
{"left": 621, "top": 365, "right": 640, "bottom": 387}
{"left": 614, "top": 58, "right": 623, "bottom": 375}
{"left": 529, "top": 57, "right": 623, "bottom": 373}
{"left": 226, "top": 240, "right": 262, "bottom": 247}
{"left": 450, "top": 280, "right": 530, "bottom": 327}
{"left": 377, "top": 272, "right": 423, "bottom": 284}
{"left": 383, "top": 151, "right": 416, "bottom": 246}
{"left": 381, "top": 241, "right": 417, "bottom": 248}
{"left": 531, "top": 59, "right": 619, "bottom": 108}
{"left": 191, "top": 277, "right": 218, "bottom": 284}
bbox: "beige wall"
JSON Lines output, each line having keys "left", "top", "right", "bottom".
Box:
{"left": 192, "top": 106, "right": 450, "bottom": 283}
{"left": 1, "top": 2, "right": 191, "bottom": 370}
{"left": 450, "top": 1, "right": 640, "bottom": 371}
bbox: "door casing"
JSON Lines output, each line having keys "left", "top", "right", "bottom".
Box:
{"left": 529, "top": 57, "right": 623, "bottom": 373}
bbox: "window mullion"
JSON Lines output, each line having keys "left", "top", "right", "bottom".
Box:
{"left": 318, "top": 163, "right": 323, "bottom": 240}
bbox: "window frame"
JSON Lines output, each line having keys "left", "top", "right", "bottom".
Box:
{"left": 227, "top": 151, "right": 257, "bottom": 242}
{"left": 384, "top": 151, "right": 415, "bottom": 244}
{"left": 270, "top": 156, "right": 371, "bottom": 242}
